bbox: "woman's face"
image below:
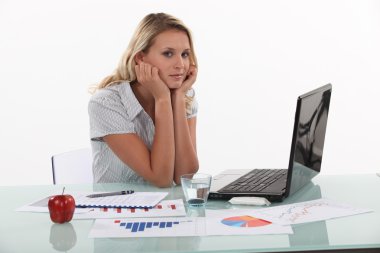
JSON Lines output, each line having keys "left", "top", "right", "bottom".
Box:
{"left": 140, "top": 29, "right": 191, "bottom": 89}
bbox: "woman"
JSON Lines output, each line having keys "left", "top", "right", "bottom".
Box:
{"left": 88, "top": 13, "right": 199, "bottom": 187}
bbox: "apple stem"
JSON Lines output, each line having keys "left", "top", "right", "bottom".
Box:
{"left": 62, "top": 187, "right": 65, "bottom": 195}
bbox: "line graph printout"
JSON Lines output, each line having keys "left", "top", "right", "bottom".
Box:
{"left": 74, "top": 199, "right": 186, "bottom": 219}
{"left": 252, "top": 198, "right": 373, "bottom": 225}
{"left": 16, "top": 196, "right": 185, "bottom": 219}
{"left": 15, "top": 191, "right": 167, "bottom": 213}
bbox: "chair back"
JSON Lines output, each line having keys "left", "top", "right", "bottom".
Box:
{"left": 51, "top": 148, "right": 93, "bottom": 184}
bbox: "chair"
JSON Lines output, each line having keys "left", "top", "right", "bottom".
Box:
{"left": 51, "top": 148, "right": 93, "bottom": 184}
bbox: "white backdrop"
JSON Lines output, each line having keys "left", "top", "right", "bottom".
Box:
{"left": 1, "top": 0, "right": 379, "bottom": 186}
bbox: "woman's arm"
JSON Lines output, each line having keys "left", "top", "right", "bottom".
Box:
{"left": 171, "top": 93, "right": 199, "bottom": 184}
{"left": 171, "top": 65, "right": 199, "bottom": 184}
{"left": 104, "top": 63, "right": 175, "bottom": 187}
{"left": 104, "top": 97, "right": 174, "bottom": 187}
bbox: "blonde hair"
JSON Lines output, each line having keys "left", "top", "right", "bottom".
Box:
{"left": 93, "top": 13, "right": 198, "bottom": 113}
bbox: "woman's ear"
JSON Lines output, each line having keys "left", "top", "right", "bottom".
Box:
{"left": 134, "top": 52, "right": 144, "bottom": 64}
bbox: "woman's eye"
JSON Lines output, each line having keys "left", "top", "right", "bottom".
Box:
{"left": 182, "top": 52, "right": 189, "bottom": 58}
{"left": 163, "top": 51, "right": 173, "bottom": 57}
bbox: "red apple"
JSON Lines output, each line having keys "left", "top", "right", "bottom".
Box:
{"left": 48, "top": 187, "right": 76, "bottom": 224}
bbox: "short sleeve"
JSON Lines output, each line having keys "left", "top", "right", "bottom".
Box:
{"left": 88, "top": 94, "right": 135, "bottom": 141}
{"left": 186, "top": 89, "right": 198, "bottom": 119}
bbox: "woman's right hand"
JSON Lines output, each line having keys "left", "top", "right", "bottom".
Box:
{"left": 135, "top": 62, "right": 170, "bottom": 100}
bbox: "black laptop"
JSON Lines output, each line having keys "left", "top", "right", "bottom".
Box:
{"left": 209, "top": 84, "right": 332, "bottom": 202}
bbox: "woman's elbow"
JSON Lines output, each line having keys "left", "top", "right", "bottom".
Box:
{"left": 189, "top": 160, "right": 200, "bottom": 174}
{"left": 194, "top": 161, "right": 200, "bottom": 173}
{"left": 174, "top": 163, "right": 199, "bottom": 185}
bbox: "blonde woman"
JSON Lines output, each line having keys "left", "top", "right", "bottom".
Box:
{"left": 88, "top": 13, "right": 199, "bottom": 187}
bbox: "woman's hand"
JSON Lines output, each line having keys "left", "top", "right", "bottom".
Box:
{"left": 135, "top": 62, "right": 170, "bottom": 100}
{"left": 173, "top": 65, "right": 197, "bottom": 96}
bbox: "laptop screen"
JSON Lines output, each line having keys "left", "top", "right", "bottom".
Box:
{"left": 286, "top": 84, "right": 332, "bottom": 197}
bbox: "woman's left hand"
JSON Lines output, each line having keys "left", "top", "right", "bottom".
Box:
{"left": 173, "top": 65, "right": 197, "bottom": 96}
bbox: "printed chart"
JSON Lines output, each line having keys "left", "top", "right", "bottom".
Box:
{"left": 89, "top": 217, "right": 202, "bottom": 238}
{"left": 73, "top": 191, "right": 167, "bottom": 208}
{"left": 89, "top": 214, "right": 292, "bottom": 238}
{"left": 74, "top": 199, "right": 186, "bottom": 219}
{"left": 204, "top": 210, "right": 292, "bottom": 236}
{"left": 117, "top": 220, "right": 181, "bottom": 232}
{"left": 252, "top": 198, "right": 373, "bottom": 225}
{"left": 221, "top": 215, "right": 271, "bottom": 227}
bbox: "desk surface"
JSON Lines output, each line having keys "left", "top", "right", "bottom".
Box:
{"left": 1, "top": 174, "right": 380, "bottom": 253}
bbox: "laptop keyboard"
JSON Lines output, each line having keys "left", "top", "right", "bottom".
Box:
{"left": 218, "top": 169, "right": 287, "bottom": 193}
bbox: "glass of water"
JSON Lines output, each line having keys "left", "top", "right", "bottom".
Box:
{"left": 180, "top": 173, "right": 212, "bottom": 207}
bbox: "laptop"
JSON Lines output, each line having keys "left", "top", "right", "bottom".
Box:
{"left": 209, "top": 84, "right": 332, "bottom": 202}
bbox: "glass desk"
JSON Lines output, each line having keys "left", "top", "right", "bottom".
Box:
{"left": 1, "top": 174, "right": 379, "bottom": 253}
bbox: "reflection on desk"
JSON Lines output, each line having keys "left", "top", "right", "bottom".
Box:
{"left": 287, "top": 182, "right": 330, "bottom": 247}
{"left": 0, "top": 174, "right": 379, "bottom": 253}
{"left": 49, "top": 223, "right": 77, "bottom": 251}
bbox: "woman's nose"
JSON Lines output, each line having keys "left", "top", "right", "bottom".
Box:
{"left": 174, "top": 56, "right": 184, "bottom": 69}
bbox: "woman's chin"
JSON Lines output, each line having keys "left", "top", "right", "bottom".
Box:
{"left": 167, "top": 82, "right": 183, "bottom": 90}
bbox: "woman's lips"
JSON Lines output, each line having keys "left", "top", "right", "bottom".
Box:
{"left": 169, "top": 74, "right": 184, "bottom": 80}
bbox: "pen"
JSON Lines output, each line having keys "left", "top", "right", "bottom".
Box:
{"left": 86, "top": 190, "right": 134, "bottom": 198}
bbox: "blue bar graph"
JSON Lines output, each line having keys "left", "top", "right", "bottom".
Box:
{"left": 120, "top": 220, "right": 180, "bottom": 232}
{"left": 131, "top": 222, "right": 139, "bottom": 232}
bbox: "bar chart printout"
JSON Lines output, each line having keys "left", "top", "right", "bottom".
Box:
{"left": 89, "top": 217, "right": 201, "bottom": 238}
{"left": 117, "top": 220, "right": 179, "bottom": 233}
{"left": 89, "top": 215, "right": 293, "bottom": 238}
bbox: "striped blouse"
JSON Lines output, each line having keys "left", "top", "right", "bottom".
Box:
{"left": 88, "top": 81, "right": 198, "bottom": 184}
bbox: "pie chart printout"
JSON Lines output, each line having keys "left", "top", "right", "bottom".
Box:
{"left": 221, "top": 215, "right": 271, "bottom": 227}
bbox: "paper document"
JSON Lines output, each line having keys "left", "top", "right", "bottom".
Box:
{"left": 16, "top": 191, "right": 168, "bottom": 213}
{"left": 205, "top": 209, "right": 292, "bottom": 236}
{"left": 74, "top": 199, "right": 186, "bottom": 219}
{"left": 15, "top": 196, "right": 88, "bottom": 214}
{"left": 89, "top": 211, "right": 292, "bottom": 238}
{"left": 251, "top": 198, "right": 373, "bottom": 225}
{"left": 73, "top": 192, "right": 167, "bottom": 208}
